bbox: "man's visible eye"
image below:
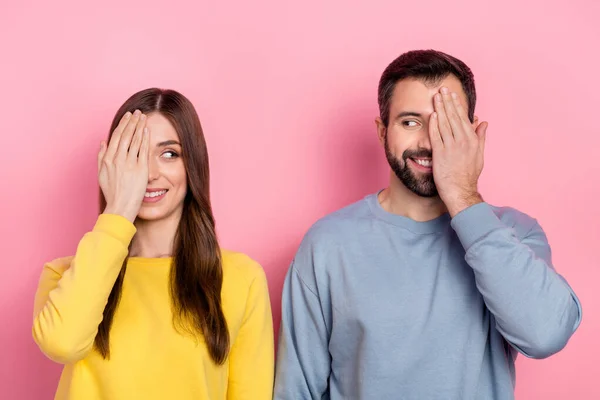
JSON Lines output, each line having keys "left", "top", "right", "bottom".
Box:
{"left": 162, "top": 150, "right": 179, "bottom": 159}
{"left": 402, "top": 120, "right": 420, "bottom": 128}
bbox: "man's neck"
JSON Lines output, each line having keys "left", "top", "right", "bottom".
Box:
{"left": 378, "top": 174, "right": 447, "bottom": 222}
{"left": 130, "top": 212, "right": 182, "bottom": 258}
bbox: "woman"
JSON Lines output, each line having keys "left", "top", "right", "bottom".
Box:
{"left": 32, "top": 88, "right": 274, "bottom": 400}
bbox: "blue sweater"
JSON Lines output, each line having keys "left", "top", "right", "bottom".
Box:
{"left": 274, "top": 193, "right": 582, "bottom": 400}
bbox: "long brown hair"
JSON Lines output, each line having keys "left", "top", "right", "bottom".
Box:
{"left": 96, "top": 88, "right": 229, "bottom": 364}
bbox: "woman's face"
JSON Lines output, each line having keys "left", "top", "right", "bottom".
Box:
{"left": 137, "top": 112, "right": 187, "bottom": 222}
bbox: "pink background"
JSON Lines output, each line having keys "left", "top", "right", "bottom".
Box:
{"left": 1, "top": 0, "right": 598, "bottom": 398}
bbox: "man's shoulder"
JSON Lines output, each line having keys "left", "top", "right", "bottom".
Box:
{"left": 291, "top": 195, "right": 374, "bottom": 263}
{"left": 291, "top": 195, "right": 374, "bottom": 281}
{"left": 303, "top": 195, "right": 373, "bottom": 244}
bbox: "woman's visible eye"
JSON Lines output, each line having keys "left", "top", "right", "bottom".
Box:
{"left": 402, "top": 120, "right": 420, "bottom": 128}
{"left": 161, "top": 150, "right": 179, "bottom": 159}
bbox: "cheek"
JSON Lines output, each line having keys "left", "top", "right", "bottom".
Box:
{"left": 175, "top": 166, "right": 187, "bottom": 189}
{"left": 386, "top": 128, "right": 411, "bottom": 152}
{"left": 163, "top": 162, "right": 187, "bottom": 189}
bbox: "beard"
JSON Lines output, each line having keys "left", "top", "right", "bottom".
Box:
{"left": 384, "top": 136, "right": 438, "bottom": 198}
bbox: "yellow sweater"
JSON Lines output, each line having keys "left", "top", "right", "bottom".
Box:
{"left": 32, "top": 214, "right": 274, "bottom": 400}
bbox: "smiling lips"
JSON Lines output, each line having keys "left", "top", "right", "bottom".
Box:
{"left": 410, "top": 157, "right": 433, "bottom": 171}
{"left": 143, "top": 189, "right": 168, "bottom": 203}
{"left": 413, "top": 158, "right": 432, "bottom": 167}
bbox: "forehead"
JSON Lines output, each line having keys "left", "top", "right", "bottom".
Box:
{"left": 389, "top": 75, "right": 468, "bottom": 114}
{"left": 145, "top": 112, "right": 179, "bottom": 142}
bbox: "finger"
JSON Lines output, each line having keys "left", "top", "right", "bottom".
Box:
{"left": 429, "top": 112, "right": 443, "bottom": 149}
{"left": 105, "top": 111, "right": 132, "bottom": 161}
{"left": 450, "top": 92, "right": 476, "bottom": 136}
{"left": 116, "top": 110, "right": 142, "bottom": 160}
{"left": 476, "top": 121, "right": 488, "bottom": 152}
{"left": 441, "top": 88, "right": 464, "bottom": 141}
{"left": 434, "top": 92, "right": 453, "bottom": 144}
{"left": 139, "top": 126, "right": 150, "bottom": 165}
{"left": 97, "top": 141, "right": 107, "bottom": 173}
{"left": 128, "top": 114, "right": 147, "bottom": 163}
{"left": 471, "top": 115, "right": 479, "bottom": 131}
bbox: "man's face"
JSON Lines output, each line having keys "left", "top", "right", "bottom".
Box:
{"left": 376, "top": 75, "right": 473, "bottom": 197}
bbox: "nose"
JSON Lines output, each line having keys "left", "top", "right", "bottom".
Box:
{"left": 148, "top": 157, "right": 160, "bottom": 182}
{"left": 418, "top": 123, "right": 433, "bottom": 151}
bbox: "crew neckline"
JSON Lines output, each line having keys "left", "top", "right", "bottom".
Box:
{"left": 366, "top": 190, "right": 451, "bottom": 234}
{"left": 127, "top": 256, "right": 173, "bottom": 266}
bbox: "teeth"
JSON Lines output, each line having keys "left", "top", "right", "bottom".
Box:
{"left": 415, "top": 159, "right": 432, "bottom": 167}
{"left": 144, "top": 190, "right": 167, "bottom": 198}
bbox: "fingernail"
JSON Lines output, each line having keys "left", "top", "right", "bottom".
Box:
{"left": 435, "top": 94, "right": 442, "bottom": 102}
{"left": 441, "top": 87, "right": 449, "bottom": 94}
{"left": 141, "top": 114, "right": 147, "bottom": 120}
{"left": 134, "top": 109, "right": 141, "bottom": 116}
{"left": 144, "top": 127, "right": 149, "bottom": 134}
{"left": 432, "top": 112, "right": 437, "bottom": 118}
{"left": 451, "top": 92, "right": 458, "bottom": 99}
{"left": 124, "top": 112, "right": 131, "bottom": 119}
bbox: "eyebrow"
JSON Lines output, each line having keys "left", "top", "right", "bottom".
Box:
{"left": 394, "top": 111, "right": 423, "bottom": 120}
{"left": 156, "top": 140, "right": 181, "bottom": 147}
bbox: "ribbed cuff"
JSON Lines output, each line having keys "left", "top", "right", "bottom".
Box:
{"left": 450, "top": 202, "right": 505, "bottom": 250}
{"left": 93, "top": 214, "right": 137, "bottom": 247}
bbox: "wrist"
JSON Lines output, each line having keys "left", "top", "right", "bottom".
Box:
{"left": 103, "top": 206, "right": 137, "bottom": 223}
{"left": 444, "top": 191, "right": 483, "bottom": 218}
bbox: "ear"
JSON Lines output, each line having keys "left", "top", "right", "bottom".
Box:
{"left": 375, "top": 117, "right": 386, "bottom": 146}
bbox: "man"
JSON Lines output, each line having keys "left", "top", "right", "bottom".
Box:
{"left": 273, "top": 50, "right": 582, "bottom": 400}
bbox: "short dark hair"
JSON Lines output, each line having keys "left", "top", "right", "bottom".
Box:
{"left": 378, "top": 49, "right": 476, "bottom": 127}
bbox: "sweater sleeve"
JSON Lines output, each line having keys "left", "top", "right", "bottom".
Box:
{"left": 227, "top": 265, "right": 274, "bottom": 400}
{"left": 274, "top": 263, "right": 332, "bottom": 400}
{"left": 451, "top": 202, "right": 582, "bottom": 359}
{"left": 32, "top": 214, "right": 136, "bottom": 364}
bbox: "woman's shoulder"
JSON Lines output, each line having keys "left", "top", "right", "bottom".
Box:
{"left": 221, "top": 250, "right": 267, "bottom": 287}
{"left": 42, "top": 256, "right": 75, "bottom": 275}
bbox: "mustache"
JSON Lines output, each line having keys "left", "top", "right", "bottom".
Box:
{"left": 402, "top": 148, "right": 432, "bottom": 161}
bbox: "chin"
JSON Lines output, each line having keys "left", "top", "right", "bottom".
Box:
{"left": 137, "top": 201, "right": 185, "bottom": 222}
{"left": 136, "top": 209, "right": 169, "bottom": 221}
